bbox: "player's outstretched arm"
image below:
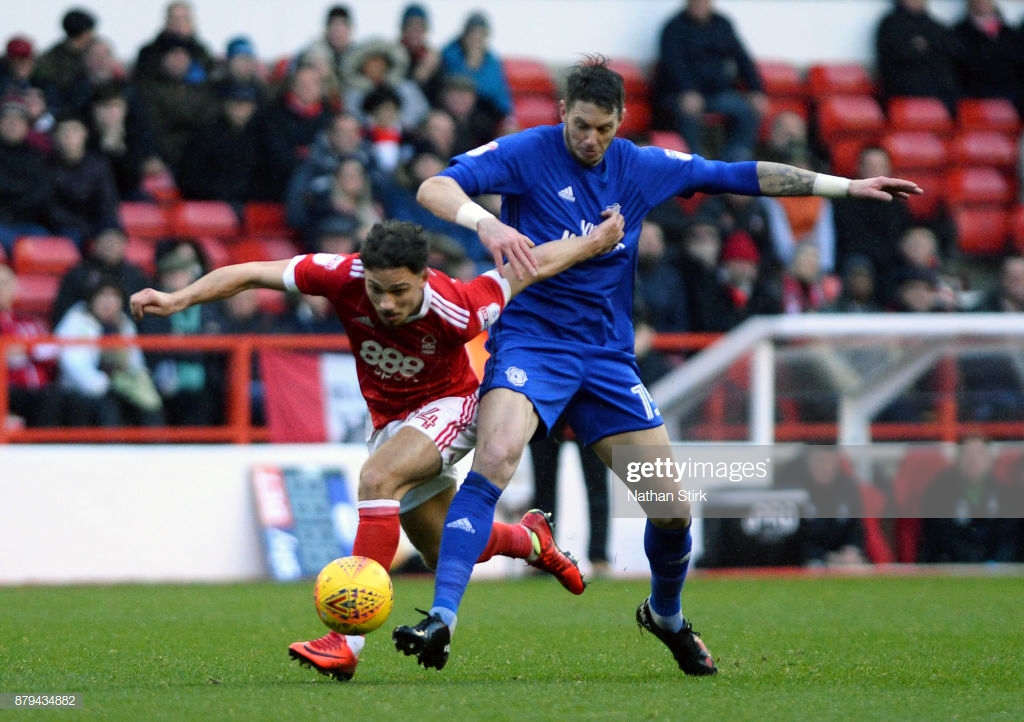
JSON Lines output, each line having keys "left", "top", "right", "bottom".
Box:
{"left": 417, "top": 174, "right": 538, "bottom": 280}
{"left": 754, "top": 162, "right": 923, "bottom": 201}
{"left": 129, "top": 260, "right": 291, "bottom": 321}
{"left": 503, "top": 209, "right": 624, "bottom": 298}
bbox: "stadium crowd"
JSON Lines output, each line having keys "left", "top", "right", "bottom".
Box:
{"left": 2, "top": 1, "right": 1024, "bottom": 564}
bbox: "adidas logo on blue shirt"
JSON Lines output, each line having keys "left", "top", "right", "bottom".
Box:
{"left": 558, "top": 186, "right": 575, "bottom": 202}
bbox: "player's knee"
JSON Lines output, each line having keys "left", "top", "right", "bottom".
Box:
{"left": 471, "top": 437, "right": 524, "bottom": 485}
{"left": 358, "top": 464, "right": 400, "bottom": 500}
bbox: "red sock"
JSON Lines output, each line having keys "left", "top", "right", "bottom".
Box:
{"left": 477, "top": 521, "right": 533, "bottom": 563}
{"left": 351, "top": 500, "right": 401, "bottom": 570}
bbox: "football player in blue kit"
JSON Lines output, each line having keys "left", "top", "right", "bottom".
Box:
{"left": 393, "top": 55, "right": 922, "bottom": 674}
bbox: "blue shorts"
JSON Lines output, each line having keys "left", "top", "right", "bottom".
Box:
{"left": 479, "top": 338, "right": 663, "bottom": 446}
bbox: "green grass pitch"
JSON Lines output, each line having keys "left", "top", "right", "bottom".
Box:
{"left": 1, "top": 572, "right": 1021, "bottom": 720}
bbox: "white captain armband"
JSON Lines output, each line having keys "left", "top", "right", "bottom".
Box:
{"left": 811, "top": 173, "right": 851, "bottom": 198}
{"left": 455, "top": 201, "right": 495, "bottom": 230}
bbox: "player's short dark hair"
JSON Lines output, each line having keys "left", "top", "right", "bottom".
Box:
{"left": 360, "top": 220, "right": 429, "bottom": 274}
{"left": 565, "top": 55, "right": 624, "bottom": 115}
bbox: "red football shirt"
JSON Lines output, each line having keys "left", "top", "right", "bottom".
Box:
{"left": 284, "top": 253, "right": 509, "bottom": 429}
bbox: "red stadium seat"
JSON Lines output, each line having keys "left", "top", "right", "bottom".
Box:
{"left": 886, "top": 97, "right": 954, "bottom": 137}
{"left": 816, "top": 95, "right": 886, "bottom": 146}
{"left": 647, "top": 130, "right": 689, "bottom": 153}
{"left": 1011, "top": 204, "right": 1024, "bottom": 253}
{"left": 880, "top": 131, "right": 947, "bottom": 172}
{"left": 243, "top": 202, "right": 293, "bottom": 238}
{"left": 11, "top": 236, "right": 80, "bottom": 277}
{"left": 503, "top": 57, "right": 557, "bottom": 97}
{"left": 255, "top": 287, "right": 288, "bottom": 316}
{"left": 828, "top": 139, "right": 868, "bottom": 178}
{"left": 949, "top": 130, "right": 1018, "bottom": 174}
{"left": 618, "top": 101, "right": 652, "bottom": 137}
{"left": 756, "top": 59, "right": 807, "bottom": 100}
{"left": 12, "top": 273, "right": 60, "bottom": 319}
{"left": 195, "top": 236, "right": 231, "bottom": 269}
{"left": 607, "top": 58, "right": 652, "bottom": 137}
{"left": 119, "top": 201, "right": 170, "bottom": 240}
{"left": 903, "top": 170, "right": 945, "bottom": 222}
{"left": 513, "top": 94, "right": 560, "bottom": 129}
{"left": 953, "top": 206, "right": 1010, "bottom": 256}
{"left": 229, "top": 237, "right": 302, "bottom": 265}
{"left": 170, "top": 201, "right": 241, "bottom": 239}
{"left": 957, "top": 98, "right": 1022, "bottom": 135}
{"left": 806, "top": 63, "right": 875, "bottom": 100}
{"left": 124, "top": 236, "right": 156, "bottom": 277}
{"left": 139, "top": 169, "right": 181, "bottom": 205}
{"left": 607, "top": 58, "right": 650, "bottom": 99}
{"left": 945, "top": 167, "right": 1012, "bottom": 207}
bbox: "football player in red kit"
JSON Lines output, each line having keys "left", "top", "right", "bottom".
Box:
{"left": 130, "top": 215, "right": 624, "bottom": 680}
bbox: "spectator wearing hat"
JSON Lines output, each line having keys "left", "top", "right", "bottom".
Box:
{"left": 136, "top": 32, "right": 219, "bottom": 173}
{"left": 51, "top": 224, "right": 151, "bottom": 326}
{"left": 344, "top": 37, "right": 430, "bottom": 131}
{"left": 398, "top": 4, "right": 442, "bottom": 100}
{"left": 46, "top": 114, "right": 120, "bottom": 248}
{"left": 211, "top": 36, "right": 268, "bottom": 110}
{"left": 134, "top": 1, "right": 215, "bottom": 85}
{"left": 59, "top": 36, "right": 128, "bottom": 118}
{"left": 0, "top": 95, "right": 54, "bottom": 255}
{"left": 299, "top": 4, "right": 355, "bottom": 102}
{"left": 177, "top": 80, "right": 269, "bottom": 209}
{"left": 0, "top": 36, "right": 40, "bottom": 100}
{"left": 717, "top": 229, "right": 782, "bottom": 323}
{"left": 440, "top": 11, "right": 513, "bottom": 128}
{"left": 32, "top": 7, "right": 97, "bottom": 100}
{"left": 360, "top": 85, "right": 406, "bottom": 174}
{"left": 137, "top": 238, "right": 226, "bottom": 427}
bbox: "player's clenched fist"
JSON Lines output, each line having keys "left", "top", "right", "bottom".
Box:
{"left": 129, "top": 288, "right": 181, "bottom": 320}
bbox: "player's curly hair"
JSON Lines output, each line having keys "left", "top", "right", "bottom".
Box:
{"left": 360, "top": 219, "right": 429, "bottom": 274}
{"left": 565, "top": 54, "right": 625, "bottom": 115}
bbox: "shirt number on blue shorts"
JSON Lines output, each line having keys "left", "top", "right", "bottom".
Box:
{"left": 630, "top": 383, "right": 659, "bottom": 420}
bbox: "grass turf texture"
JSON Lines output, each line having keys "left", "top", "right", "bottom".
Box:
{"left": 1, "top": 573, "right": 1021, "bottom": 721}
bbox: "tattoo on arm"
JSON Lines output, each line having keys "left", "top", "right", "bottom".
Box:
{"left": 756, "top": 162, "right": 818, "bottom": 196}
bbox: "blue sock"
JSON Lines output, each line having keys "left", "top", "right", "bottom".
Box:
{"left": 645, "top": 521, "right": 692, "bottom": 627}
{"left": 431, "top": 471, "right": 503, "bottom": 625}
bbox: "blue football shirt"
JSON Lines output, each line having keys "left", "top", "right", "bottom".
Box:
{"left": 441, "top": 125, "right": 759, "bottom": 353}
